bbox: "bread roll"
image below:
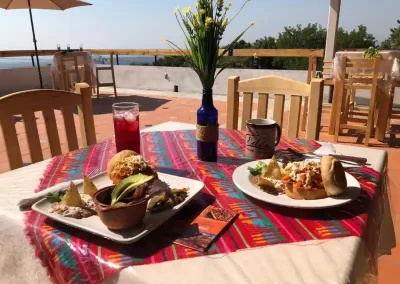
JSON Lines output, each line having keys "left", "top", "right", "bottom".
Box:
{"left": 320, "top": 156, "right": 347, "bottom": 197}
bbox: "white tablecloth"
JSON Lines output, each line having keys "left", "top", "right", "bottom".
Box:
{"left": 52, "top": 51, "right": 95, "bottom": 72}
{"left": 333, "top": 50, "right": 400, "bottom": 81}
{"left": 0, "top": 122, "right": 391, "bottom": 284}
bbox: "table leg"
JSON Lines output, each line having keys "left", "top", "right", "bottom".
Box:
{"left": 328, "top": 79, "right": 342, "bottom": 135}
{"left": 375, "top": 86, "right": 390, "bottom": 141}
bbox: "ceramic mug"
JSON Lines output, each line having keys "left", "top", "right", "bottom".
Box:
{"left": 245, "top": 119, "right": 282, "bottom": 159}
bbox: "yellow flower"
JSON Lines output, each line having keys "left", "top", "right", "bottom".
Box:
{"left": 199, "top": 9, "right": 206, "bottom": 14}
{"left": 229, "top": 2, "right": 232, "bottom": 6}
{"left": 183, "top": 6, "right": 191, "bottom": 14}
{"left": 173, "top": 6, "right": 179, "bottom": 15}
{"left": 223, "top": 18, "right": 228, "bottom": 27}
{"left": 250, "top": 22, "right": 255, "bottom": 26}
{"left": 205, "top": 17, "right": 213, "bottom": 27}
{"left": 195, "top": 2, "right": 199, "bottom": 8}
{"left": 163, "top": 37, "right": 167, "bottom": 42}
{"left": 253, "top": 53, "right": 258, "bottom": 59}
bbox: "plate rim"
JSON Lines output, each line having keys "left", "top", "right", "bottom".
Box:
{"left": 32, "top": 172, "right": 204, "bottom": 244}
{"left": 232, "top": 159, "right": 361, "bottom": 209}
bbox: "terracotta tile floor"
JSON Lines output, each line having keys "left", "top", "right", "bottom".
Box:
{"left": 1, "top": 90, "right": 399, "bottom": 281}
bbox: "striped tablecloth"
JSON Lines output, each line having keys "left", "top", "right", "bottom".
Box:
{"left": 22, "top": 129, "right": 383, "bottom": 284}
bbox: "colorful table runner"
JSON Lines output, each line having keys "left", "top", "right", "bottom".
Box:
{"left": 24, "top": 130, "right": 381, "bottom": 284}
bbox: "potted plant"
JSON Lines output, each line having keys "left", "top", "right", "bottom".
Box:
{"left": 165, "top": 0, "right": 253, "bottom": 162}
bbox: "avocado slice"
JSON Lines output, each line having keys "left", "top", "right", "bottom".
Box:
{"left": 111, "top": 174, "right": 154, "bottom": 205}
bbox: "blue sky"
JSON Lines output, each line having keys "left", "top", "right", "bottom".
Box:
{"left": 0, "top": 0, "right": 399, "bottom": 50}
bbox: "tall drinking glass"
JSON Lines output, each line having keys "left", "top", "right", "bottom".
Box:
{"left": 112, "top": 102, "right": 140, "bottom": 153}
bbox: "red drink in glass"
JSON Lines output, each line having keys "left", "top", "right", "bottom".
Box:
{"left": 112, "top": 102, "right": 141, "bottom": 153}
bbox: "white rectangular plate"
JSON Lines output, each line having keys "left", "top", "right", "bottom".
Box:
{"left": 32, "top": 172, "right": 204, "bottom": 244}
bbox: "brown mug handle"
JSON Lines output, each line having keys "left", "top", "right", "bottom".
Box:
{"left": 275, "top": 123, "right": 281, "bottom": 146}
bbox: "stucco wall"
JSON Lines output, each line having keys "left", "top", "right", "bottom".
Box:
{"left": 0, "top": 65, "right": 308, "bottom": 96}
{"left": 0, "top": 67, "right": 53, "bottom": 95}
{"left": 98, "top": 65, "right": 309, "bottom": 95}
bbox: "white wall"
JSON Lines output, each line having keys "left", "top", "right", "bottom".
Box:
{"left": 97, "top": 65, "right": 309, "bottom": 95}
{"left": 0, "top": 67, "right": 52, "bottom": 95}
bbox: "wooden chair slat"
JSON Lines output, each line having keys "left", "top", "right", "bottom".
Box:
{"left": 273, "top": 94, "right": 285, "bottom": 127}
{"left": 238, "top": 76, "right": 310, "bottom": 97}
{"left": 306, "top": 79, "right": 324, "bottom": 140}
{"left": 288, "top": 96, "right": 302, "bottom": 139}
{"left": 21, "top": 111, "right": 44, "bottom": 163}
{"left": 0, "top": 85, "right": 96, "bottom": 171}
{"left": 0, "top": 90, "right": 82, "bottom": 115}
{"left": 62, "top": 106, "right": 79, "bottom": 152}
{"left": 76, "top": 83, "right": 97, "bottom": 146}
{"left": 0, "top": 113, "right": 23, "bottom": 170}
{"left": 226, "top": 76, "right": 240, "bottom": 129}
{"left": 42, "top": 109, "right": 62, "bottom": 157}
{"left": 257, "top": 93, "right": 269, "bottom": 119}
{"left": 241, "top": 92, "right": 254, "bottom": 131}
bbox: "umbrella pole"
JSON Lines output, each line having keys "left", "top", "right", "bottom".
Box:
{"left": 27, "top": 0, "right": 44, "bottom": 89}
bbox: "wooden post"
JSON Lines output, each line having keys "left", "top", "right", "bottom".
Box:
{"left": 75, "top": 83, "right": 96, "bottom": 146}
{"left": 226, "top": 76, "right": 240, "bottom": 130}
{"left": 325, "top": 0, "right": 341, "bottom": 105}
{"left": 325, "top": 0, "right": 341, "bottom": 61}
{"left": 307, "top": 79, "right": 324, "bottom": 140}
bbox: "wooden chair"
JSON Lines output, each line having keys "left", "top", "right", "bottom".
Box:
{"left": 95, "top": 53, "right": 117, "bottom": 99}
{"left": 226, "top": 75, "right": 324, "bottom": 140}
{"left": 0, "top": 83, "right": 96, "bottom": 170}
{"left": 333, "top": 57, "right": 382, "bottom": 146}
{"left": 52, "top": 53, "right": 96, "bottom": 94}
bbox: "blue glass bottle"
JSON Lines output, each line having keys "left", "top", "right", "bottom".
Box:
{"left": 197, "top": 88, "right": 218, "bottom": 162}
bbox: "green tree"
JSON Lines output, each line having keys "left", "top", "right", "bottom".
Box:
{"left": 381, "top": 20, "right": 400, "bottom": 49}
{"left": 275, "top": 23, "right": 326, "bottom": 70}
{"left": 219, "top": 40, "right": 253, "bottom": 69}
{"left": 253, "top": 36, "right": 281, "bottom": 69}
{"left": 336, "top": 25, "right": 377, "bottom": 50}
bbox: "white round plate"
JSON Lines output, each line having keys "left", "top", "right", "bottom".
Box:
{"left": 232, "top": 159, "right": 361, "bottom": 209}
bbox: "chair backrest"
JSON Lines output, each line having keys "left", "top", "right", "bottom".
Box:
{"left": 0, "top": 83, "right": 96, "bottom": 170}
{"left": 226, "top": 76, "right": 324, "bottom": 140}
{"left": 340, "top": 57, "right": 383, "bottom": 81}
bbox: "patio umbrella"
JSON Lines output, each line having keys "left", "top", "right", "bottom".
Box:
{"left": 0, "top": 0, "right": 92, "bottom": 88}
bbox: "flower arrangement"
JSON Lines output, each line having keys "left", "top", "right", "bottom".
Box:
{"left": 165, "top": 0, "right": 253, "bottom": 89}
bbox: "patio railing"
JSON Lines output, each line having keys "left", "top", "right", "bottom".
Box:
{"left": 0, "top": 48, "right": 325, "bottom": 83}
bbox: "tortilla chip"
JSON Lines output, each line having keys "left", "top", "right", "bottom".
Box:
{"left": 263, "top": 156, "right": 282, "bottom": 179}
{"left": 83, "top": 175, "right": 98, "bottom": 197}
{"left": 257, "top": 176, "right": 276, "bottom": 188}
{"left": 62, "top": 182, "right": 84, "bottom": 207}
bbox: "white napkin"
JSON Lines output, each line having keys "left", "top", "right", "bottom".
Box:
{"left": 17, "top": 179, "right": 83, "bottom": 208}
{"left": 313, "top": 143, "right": 336, "bottom": 156}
